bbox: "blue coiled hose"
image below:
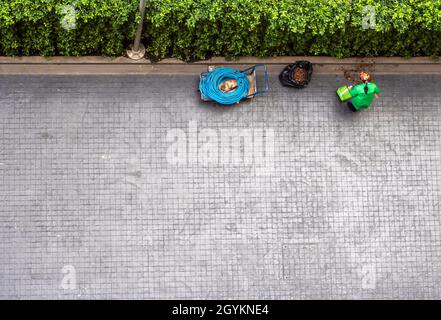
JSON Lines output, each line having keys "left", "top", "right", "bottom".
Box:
{"left": 199, "top": 67, "right": 251, "bottom": 105}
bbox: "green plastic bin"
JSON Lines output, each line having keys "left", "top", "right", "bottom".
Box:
{"left": 337, "top": 85, "right": 352, "bottom": 102}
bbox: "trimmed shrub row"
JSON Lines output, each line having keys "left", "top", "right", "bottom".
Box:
{"left": 0, "top": 0, "right": 139, "bottom": 56}
{"left": 145, "top": 0, "right": 441, "bottom": 60}
{"left": 1, "top": 0, "right": 440, "bottom": 59}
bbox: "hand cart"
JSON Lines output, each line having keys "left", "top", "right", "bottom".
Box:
{"left": 199, "top": 64, "right": 269, "bottom": 103}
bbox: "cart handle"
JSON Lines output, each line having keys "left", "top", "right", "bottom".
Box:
{"left": 241, "top": 64, "right": 269, "bottom": 98}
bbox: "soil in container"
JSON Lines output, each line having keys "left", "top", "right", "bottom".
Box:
{"left": 292, "top": 67, "right": 308, "bottom": 82}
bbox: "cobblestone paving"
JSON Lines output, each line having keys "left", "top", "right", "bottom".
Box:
{"left": 0, "top": 74, "right": 440, "bottom": 299}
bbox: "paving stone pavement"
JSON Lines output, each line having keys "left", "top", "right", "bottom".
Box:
{"left": 0, "top": 74, "right": 440, "bottom": 299}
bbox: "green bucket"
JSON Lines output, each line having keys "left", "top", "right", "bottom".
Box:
{"left": 337, "top": 85, "right": 352, "bottom": 102}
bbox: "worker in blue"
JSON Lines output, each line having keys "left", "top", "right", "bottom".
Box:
{"left": 347, "top": 72, "right": 381, "bottom": 112}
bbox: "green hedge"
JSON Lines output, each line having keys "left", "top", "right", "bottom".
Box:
{"left": 1, "top": 0, "right": 441, "bottom": 58}
{"left": 145, "top": 0, "right": 441, "bottom": 60}
{"left": 0, "top": 0, "right": 138, "bottom": 56}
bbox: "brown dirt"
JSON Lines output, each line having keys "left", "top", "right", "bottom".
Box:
{"left": 293, "top": 67, "right": 307, "bottom": 82}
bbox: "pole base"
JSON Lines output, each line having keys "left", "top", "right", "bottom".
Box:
{"left": 126, "top": 43, "right": 146, "bottom": 60}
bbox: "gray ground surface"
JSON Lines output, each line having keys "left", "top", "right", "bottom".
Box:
{"left": 0, "top": 74, "right": 440, "bottom": 299}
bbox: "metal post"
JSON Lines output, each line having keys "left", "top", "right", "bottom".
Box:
{"left": 127, "top": 0, "right": 147, "bottom": 60}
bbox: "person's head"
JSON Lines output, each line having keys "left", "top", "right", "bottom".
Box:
{"left": 359, "top": 71, "right": 370, "bottom": 83}
{"left": 359, "top": 71, "right": 370, "bottom": 94}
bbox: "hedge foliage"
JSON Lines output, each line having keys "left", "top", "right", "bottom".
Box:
{"left": 1, "top": 0, "right": 441, "bottom": 58}
{"left": 145, "top": 0, "right": 441, "bottom": 60}
{"left": 0, "top": 0, "right": 139, "bottom": 56}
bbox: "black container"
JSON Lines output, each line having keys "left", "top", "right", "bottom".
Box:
{"left": 279, "top": 61, "right": 313, "bottom": 89}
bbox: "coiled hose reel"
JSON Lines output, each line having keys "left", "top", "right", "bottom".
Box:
{"left": 199, "top": 67, "right": 251, "bottom": 105}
